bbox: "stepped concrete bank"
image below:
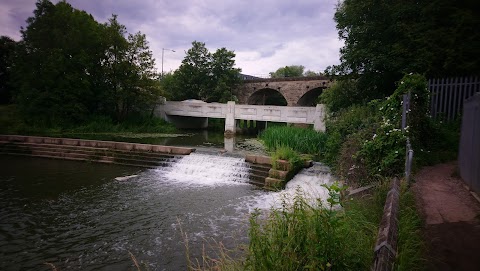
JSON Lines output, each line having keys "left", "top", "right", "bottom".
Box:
{"left": 0, "top": 135, "right": 195, "bottom": 168}
{"left": 246, "top": 154, "right": 312, "bottom": 190}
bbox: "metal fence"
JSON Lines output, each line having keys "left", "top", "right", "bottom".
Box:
{"left": 401, "top": 92, "right": 414, "bottom": 184}
{"left": 429, "top": 76, "right": 480, "bottom": 120}
{"left": 458, "top": 93, "right": 480, "bottom": 193}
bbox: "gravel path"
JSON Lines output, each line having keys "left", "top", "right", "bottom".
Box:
{"left": 412, "top": 161, "right": 480, "bottom": 271}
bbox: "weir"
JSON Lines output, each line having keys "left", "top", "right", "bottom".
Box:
{"left": 0, "top": 146, "right": 333, "bottom": 270}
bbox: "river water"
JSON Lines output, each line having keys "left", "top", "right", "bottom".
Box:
{"left": 0, "top": 137, "right": 332, "bottom": 270}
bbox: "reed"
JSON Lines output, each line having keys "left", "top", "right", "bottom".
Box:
{"left": 245, "top": 188, "right": 380, "bottom": 271}
{"left": 259, "top": 126, "right": 327, "bottom": 155}
{"left": 395, "top": 185, "right": 427, "bottom": 271}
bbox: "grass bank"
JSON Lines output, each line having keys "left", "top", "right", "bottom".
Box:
{"left": 0, "top": 105, "right": 178, "bottom": 140}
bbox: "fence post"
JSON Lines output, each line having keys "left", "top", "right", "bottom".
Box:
{"left": 401, "top": 92, "right": 410, "bottom": 131}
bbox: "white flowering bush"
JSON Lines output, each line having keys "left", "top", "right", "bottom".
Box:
{"left": 358, "top": 74, "right": 430, "bottom": 177}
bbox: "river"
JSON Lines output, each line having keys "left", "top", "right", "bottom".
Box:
{"left": 0, "top": 132, "right": 332, "bottom": 270}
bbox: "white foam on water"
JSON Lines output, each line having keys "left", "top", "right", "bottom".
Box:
{"left": 160, "top": 153, "right": 250, "bottom": 186}
{"left": 245, "top": 165, "right": 334, "bottom": 211}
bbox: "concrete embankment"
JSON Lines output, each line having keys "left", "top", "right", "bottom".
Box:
{"left": 0, "top": 135, "right": 195, "bottom": 168}
{"left": 246, "top": 154, "right": 312, "bottom": 190}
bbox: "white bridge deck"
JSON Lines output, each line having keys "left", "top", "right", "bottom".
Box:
{"left": 157, "top": 101, "right": 325, "bottom": 132}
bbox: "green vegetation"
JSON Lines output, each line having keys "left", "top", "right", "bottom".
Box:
{"left": 396, "top": 184, "right": 426, "bottom": 271}
{"left": 7, "top": 0, "right": 161, "bottom": 125}
{"left": 259, "top": 126, "right": 327, "bottom": 156}
{"left": 269, "top": 65, "right": 321, "bottom": 78}
{"left": 0, "top": 36, "right": 16, "bottom": 104}
{"left": 320, "top": 74, "right": 459, "bottom": 186}
{"left": 185, "top": 183, "right": 389, "bottom": 271}
{"left": 326, "top": 0, "right": 479, "bottom": 101}
{"left": 0, "top": 105, "right": 177, "bottom": 138}
{"left": 162, "top": 41, "right": 241, "bottom": 102}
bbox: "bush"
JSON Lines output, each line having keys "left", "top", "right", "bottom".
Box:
{"left": 323, "top": 104, "right": 379, "bottom": 167}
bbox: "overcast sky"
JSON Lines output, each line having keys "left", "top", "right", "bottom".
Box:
{"left": 0, "top": 0, "right": 343, "bottom": 76}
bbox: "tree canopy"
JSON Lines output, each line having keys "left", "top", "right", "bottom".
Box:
{"left": 162, "top": 41, "right": 241, "bottom": 102}
{"left": 0, "top": 36, "right": 17, "bottom": 104}
{"left": 326, "top": 0, "right": 480, "bottom": 102}
{"left": 10, "top": 0, "right": 160, "bottom": 125}
{"left": 269, "top": 65, "right": 322, "bottom": 78}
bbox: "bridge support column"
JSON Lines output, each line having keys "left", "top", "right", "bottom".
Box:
{"left": 225, "top": 101, "right": 236, "bottom": 135}
{"left": 313, "top": 104, "right": 326, "bottom": 132}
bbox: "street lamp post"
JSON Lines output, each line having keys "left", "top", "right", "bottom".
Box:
{"left": 161, "top": 48, "right": 175, "bottom": 78}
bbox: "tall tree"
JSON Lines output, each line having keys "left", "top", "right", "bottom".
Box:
{"left": 102, "top": 17, "right": 160, "bottom": 120}
{"left": 327, "top": 0, "right": 480, "bottom": 101}
{"left": 0, "top": 36, "right": 17, "bottom": 104}
{"left": 13, "top": 0, "right": 105, "bottom": 124}
{"left": 12, "top": 1, "right": 161, "bottom": 124}
{"left": 164, "top": 41, "right": 241, "bottom": 102}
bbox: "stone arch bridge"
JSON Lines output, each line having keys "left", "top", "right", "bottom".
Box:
{"left": 236, "top": 76, "right": 332, "bottom": 106}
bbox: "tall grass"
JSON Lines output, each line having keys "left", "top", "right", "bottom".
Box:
{"left": 396, "top": 185, "right": 426, "bottom": 270}
{"left": 259, "top": 126, "right": 327, "bottom": 155}
{"left": 244, "top": 188, "right": 384, "bottom": 271}
{"left": 180, "top": 184, "right": 389, "bottom": 271}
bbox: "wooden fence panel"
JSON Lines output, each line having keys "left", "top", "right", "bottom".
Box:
{"left": 459, "top": 93, "right": 480, "bottom": 193}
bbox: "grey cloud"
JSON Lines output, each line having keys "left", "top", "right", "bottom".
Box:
{"left": 0, "top": 0, "right": 341, "bottom": 74}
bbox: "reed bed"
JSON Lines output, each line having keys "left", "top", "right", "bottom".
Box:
{"left": 259, "top": 126, "right": 327, "bottom": 155}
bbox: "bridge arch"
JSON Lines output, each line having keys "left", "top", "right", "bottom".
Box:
{"left": 297, "top": 87, "right": 323, "bottom": 106}
{"left": 236, "top": 76, "right": 332, "bottom": 106}
{"left": 247, "top": 88, "right": 288, "bottom": 106}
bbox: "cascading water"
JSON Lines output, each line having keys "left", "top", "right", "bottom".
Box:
{"left": 0, "top": 153, "right": 333, "bottom": 271}
{"left": 162, "top": 153, "right": 250, "bottom": 186}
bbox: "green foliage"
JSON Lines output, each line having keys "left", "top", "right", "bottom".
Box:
{"left": 358, "top": 125, "right": 406, "bottom": 176}
{"left": 269, "top": 65, "right": 305, "bottom": 78}
{"left": 304, "top": 70, "right": 322, "bottom": 77}
{"left": 324, "top": 74, "right": 436, "bottom": 183}
{"left": 259, "top": 126, "right": 327, "bottom": 155}
{"left": 322, "top": 181, "right": 347, "bottom": 209}
{"left": 163, "top": 41, "right": 241, "bottom": 102}
{"left": 319, "top": 79, "right": 362, "bottom": 112}
{"left": 270, "top": 146, "right": 303, "bottom": 171}
{"left": 396, "top": 184, "right": 426, "bottom": 271}
{"left": 0, "top": 105, "right": 176, "bottom": 136}
{"left": 11, "top": 0, "right": 161, "bottom": 125}
{"left": 322, "top": 104, "right": 379, "bottom": 167}
{"left": 328, "top": 0, "right": 480, "bottom": 100}
{"left": 0, "top": 36, "right": 17, "bottom": 104}
{"left": 245, "top": 188, "right": 378, "bottom": 271}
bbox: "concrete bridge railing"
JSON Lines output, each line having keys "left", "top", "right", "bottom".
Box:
{"left": 155, "top": 101, "right": 326, "bottom": 133}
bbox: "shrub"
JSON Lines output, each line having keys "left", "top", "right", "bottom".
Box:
{"left": 323, "top": 104, "right": 379, "bottom": 167}
{"left": 319, "top": 79, "right": 362, "bottom": 112}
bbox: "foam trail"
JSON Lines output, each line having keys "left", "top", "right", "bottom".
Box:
{"left": 250, "top": 163, "right": 334, "bottom": 210}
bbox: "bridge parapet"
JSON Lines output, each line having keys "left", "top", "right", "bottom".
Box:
{"left": 156, "top": 101, "right": 325, "bottom": 133}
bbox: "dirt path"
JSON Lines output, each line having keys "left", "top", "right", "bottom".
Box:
{"left": 412, "top": 161, "right": 480, "bottom": 271}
